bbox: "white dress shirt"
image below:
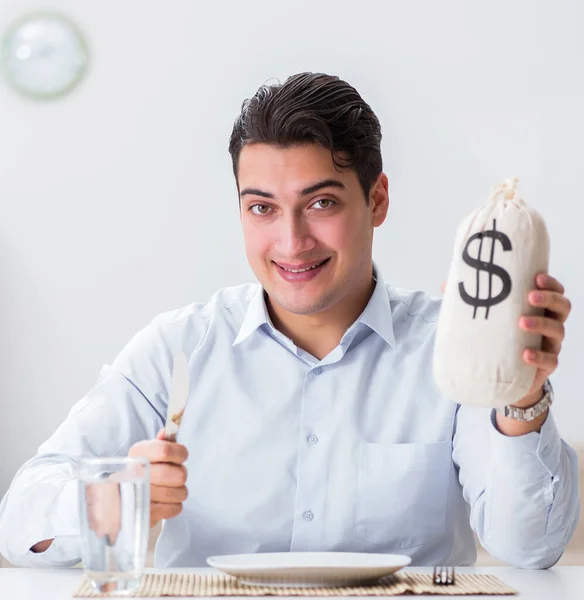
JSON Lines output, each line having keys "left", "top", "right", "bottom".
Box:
{"left": 0, "top": 266, "right": 579, "bottom": 569}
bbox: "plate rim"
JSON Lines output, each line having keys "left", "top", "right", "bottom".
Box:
{"left": 206, "top": 551, "right": 412, "bottom": 572}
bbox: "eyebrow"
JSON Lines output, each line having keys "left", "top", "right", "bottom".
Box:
{"left": 239, "top": 178, "right": 346, "bottom": 200}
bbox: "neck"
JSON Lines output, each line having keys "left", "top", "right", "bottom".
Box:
{"left": 266, "top": 267, "right": 376, "bottom": 361}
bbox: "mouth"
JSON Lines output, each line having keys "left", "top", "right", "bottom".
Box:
{"left": 273, "top": 257, "right": 331, "bottom": 282}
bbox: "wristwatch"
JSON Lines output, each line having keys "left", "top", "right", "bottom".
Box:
{"left": 496, "top": 379, "right": 554, "bottom": 421}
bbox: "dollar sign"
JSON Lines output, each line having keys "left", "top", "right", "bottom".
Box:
{"left": 458, "top": 219, "right": 512, "bottom": 319}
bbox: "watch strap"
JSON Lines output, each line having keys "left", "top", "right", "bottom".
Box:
{"left": 496, "top": 379, "right": 554, "bottom": 421}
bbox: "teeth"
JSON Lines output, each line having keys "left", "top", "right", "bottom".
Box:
{"left": 283, "top": 259, "right": 327, "bottom": 273}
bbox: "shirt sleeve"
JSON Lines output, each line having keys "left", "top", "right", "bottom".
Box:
{"left": 452, "top": 403, "right": 580, "bottom": 569}
{"left": 0, "top": 316, "right": 176, "bottom": 567}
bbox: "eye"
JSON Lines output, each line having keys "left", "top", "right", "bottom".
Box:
{"left": 312, "top": 199, "right": 335, "bottom": 209}
{"left": 250, "top": 204, "right": 272, "bottom": 215}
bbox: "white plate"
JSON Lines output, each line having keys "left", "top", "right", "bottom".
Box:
{"left": 206, "top": 552, "right": 411, "bottom": 588}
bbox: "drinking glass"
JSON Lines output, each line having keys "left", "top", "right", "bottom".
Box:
{"left": 78, "top": 457, "right": 150, "bottom": 594}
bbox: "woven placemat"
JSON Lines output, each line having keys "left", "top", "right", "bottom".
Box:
{"left": 73, "top": 572, "right": 517, "bottom": 597}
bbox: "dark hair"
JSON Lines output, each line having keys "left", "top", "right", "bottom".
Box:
{"left": 229, "top": 72, "right": 383, "bottom": 202}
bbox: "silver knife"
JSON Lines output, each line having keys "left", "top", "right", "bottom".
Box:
{"left": 164, "top": 350, "right": 190, "bottom": 442}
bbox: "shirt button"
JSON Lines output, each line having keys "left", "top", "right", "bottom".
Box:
{"left": 302, "top": 510, "right": 314, "bottom": 522}
{"left": 313, "top": 367, "right": 323, "bottom": 376}
{"left": 307, "top": 434, "right": 319, "bottom": 445}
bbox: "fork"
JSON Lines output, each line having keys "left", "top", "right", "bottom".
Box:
{"left": 433, "top": 566, "right": 456, "bottom": 585}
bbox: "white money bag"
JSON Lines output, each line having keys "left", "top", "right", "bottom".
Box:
{"left": 433, "top": 176, "right": 550, "bottom": 408}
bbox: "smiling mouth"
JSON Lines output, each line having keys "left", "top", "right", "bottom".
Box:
{"left": 275, "top": 258, "right": 331, "bottom": 273}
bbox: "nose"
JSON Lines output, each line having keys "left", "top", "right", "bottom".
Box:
{"left": 274, "top": 212, "right": 316, "bottom": 258}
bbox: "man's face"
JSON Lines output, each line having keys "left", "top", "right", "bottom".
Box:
{"left": 238, "top": 143, "right": 388, "bottom": 316}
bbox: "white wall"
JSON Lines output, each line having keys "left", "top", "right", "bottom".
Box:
{"left": 1, "top": 0, "right": 582, "bottom": 497}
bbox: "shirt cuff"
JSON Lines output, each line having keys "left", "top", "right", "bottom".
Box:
{"left": 16, "top": 535, "right": 81, "bottom": 568}
{"left": 12, "top": 479, "right": 81, "bottom": 566}
{"left": 489, "top": 408, "right": 562, "bottom": 478}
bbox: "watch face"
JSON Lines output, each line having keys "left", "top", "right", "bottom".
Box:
{"left": 1, "top": 12, "right": 89, "bottom": 99}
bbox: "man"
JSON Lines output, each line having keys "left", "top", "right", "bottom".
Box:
{"left": 0, "top": 72, "right": 579, "bottom": 569}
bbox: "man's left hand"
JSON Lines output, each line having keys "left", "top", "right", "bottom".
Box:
{"left": 516, "top": 273, "right": 571, "bottom": 404}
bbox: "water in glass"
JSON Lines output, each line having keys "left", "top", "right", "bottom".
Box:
{"left": 78, "top": 457, "right": 150, "bottom": 594}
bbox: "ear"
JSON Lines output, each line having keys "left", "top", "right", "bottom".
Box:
{"left": 369, "top": 173, "right": 390, "bottom": 228}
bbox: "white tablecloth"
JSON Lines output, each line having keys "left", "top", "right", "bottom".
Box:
{"left": 1, "top": 566, "right": 583, "bottom": 600}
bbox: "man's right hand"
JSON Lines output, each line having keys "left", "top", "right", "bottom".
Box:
{"left": 31, "top": 430, "right": 187, "bottom": 553}
{"left": 128, "top": 429, "right": 189, "bottom": 528}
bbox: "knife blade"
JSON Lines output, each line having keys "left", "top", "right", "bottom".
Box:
{"left": 164, "top": 350, "right": 190, "bottom": 442}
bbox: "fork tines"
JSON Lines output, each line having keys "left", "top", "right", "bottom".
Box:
{"left": 433, "top": 566, "right": 456, "bottom": 585}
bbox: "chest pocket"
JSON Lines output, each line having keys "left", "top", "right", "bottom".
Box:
{"left": 354, "top": 440, "right": 452, "bottom": 549}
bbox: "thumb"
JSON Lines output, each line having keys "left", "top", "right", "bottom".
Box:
{"left": 440, "top": 281, "right": 447, "bottom": 295}
{"left": 156, "top": 428, "right": 167, "bottom": 441}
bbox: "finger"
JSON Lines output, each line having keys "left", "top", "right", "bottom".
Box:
{"left": 535, "top": 273, "right": 565, "bottom": 295}
{"left": 542, "top": 328, "right": 563, "bottom": 354}
{"left": 519, "top": 316, "right": 565, "bottom": 342}
{"left": 86, "top": 483, "right": 122, "bottom": 542}
{"left": 440, "top": 281, "right": 446, "bottom": 295}
{"left": 523, "top": 348, "right": 558, "bottom": 372}
{"left": 150, "top": 502, "right": 183, "bottom": 526}
{"left": 528, "top": 290, "right": 572, "bottom": 322}
{"left": 150, "top": 463, "right": 188, "bottom": 488}
{"left": 129, "top": 439, "right": 189, "bottom": 464}
{"left": 150, "top": 485, "right": 188, "bottom": 504}
{"left": 157, "top": 428, "right": 179, "bottom": 443}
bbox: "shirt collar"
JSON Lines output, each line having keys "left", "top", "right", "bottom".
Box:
{"left": 356, "top": 263, "right": 396, "bottom": 348}
{"left": 232, "top": 285, "right": 271, "bottom": 347}
{"left": 232, "top": 262, "right": 396, "bottom": 349}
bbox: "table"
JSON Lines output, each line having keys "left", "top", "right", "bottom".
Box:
{"left": 1, "top": 566, "right": 583, "bottom": 600}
